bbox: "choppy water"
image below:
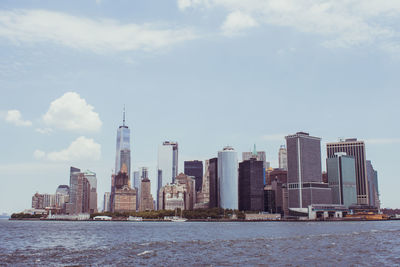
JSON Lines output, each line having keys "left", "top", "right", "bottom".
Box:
{"left": 1, "top": 219, "right": 400, "bottom": 266}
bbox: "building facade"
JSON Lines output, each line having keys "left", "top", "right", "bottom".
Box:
{"left": 242, "top": 145, "right": 268, "bottom": 184}
{"left": 326, "top": 139, "right": 369, "bottom": 205}
{"left": 157, "top": 141, "right": 179, "bottom": 201}
{"left": 278, "top": 145, "right": 288, "bottom": 170}
{"left": 111, "top": 164, "right": 136, "bottom": 212}
{"left": 115, "top": 110, "right": 131, "bottom": 176}
{"left": 218, "top": 146, "right": 239, "bottom": 210}
{"left": 103, "top": 192, "right": 111, "bottom": 212}
{"left": 32, "top": 193, "right": 44, "bottom": 209}
{"left": 239, "top": 158, "right": 264, "bottom": 211}
{"left": 139, "top": 177, "right": 155, "bottom": 211}
{"left": 286, "top": 132, "right": 332, "bottom": 213}
{"left": 83, "top": 170, "right": 97, "bottom": 214}
{"left": 326, "top": 153, "right": 357, "bottom": 207}
{"left": 184, "top": 160, "right": 203, "bottom": 192}
{"left": 133, "top": 170, "right": 140, "bottom": 210}
{"left": 366, "top": 160, "right": 380, "bottom": 209}
{"left": 68, "top": 167, "right": 91, "bottom": 214}
{"left": 158, "top": 173, "right": 196, "bottom": 211}
{"left": 195, "top": 160, "right": 210, "bottom": 209}
{"left": 208, "top": 157, "right": 218, "bottom": 208}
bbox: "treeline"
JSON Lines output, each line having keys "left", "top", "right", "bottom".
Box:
{"left": 90, "top": 208, "right": 245, "bottom": 220}
{"left": 11, "top": 213, "right": 42, "bottom": 219}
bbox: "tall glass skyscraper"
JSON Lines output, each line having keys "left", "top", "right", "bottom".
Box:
{"left": 115, "top": 110, "right": 131, "bottom": 175}
{"left": 326, "top": 153, "right": 357, "bottom": 207}
{"left": 157, "top": 141, "right": 178, "bottom": 192}
{"left": 157, "top": 141, "right": 178, "bottom": 210}
{"left": 326, "top": 139, "right": 369, "bottom": 205}
{"left": 218, "top": 146, "right": 238, "bottom": 210}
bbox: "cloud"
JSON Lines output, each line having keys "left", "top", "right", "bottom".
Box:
{"left": 35, "top": 128, "right": 53, "bottom": 134}
{"left": 221, "top": 11, "right": 258, "bottom": 36}
{"left": 33, "top": 149, "right": 46, "bottom": 159}
{"left": 178, "top": 0, "right": 400, "bottom": 50}
{"left": 3, "top": 109, "right": 32, "bottom": 127}
{"left": 43, "top": 92, "right": 102, "bottom": 133}
{"left": 365, "top": 138, "right": 400, "bottom": 145}
{"left": 0, "top": 9, "right": 197, "bottom": 53}
{"left": 35, "top": 136, "right": 101, "bottom": 162}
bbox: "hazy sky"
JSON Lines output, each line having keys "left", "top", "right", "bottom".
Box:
{"left": 1, "top": 0, "right": 400, "bottom": 214}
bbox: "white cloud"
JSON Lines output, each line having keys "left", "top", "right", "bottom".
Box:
{"left": 0, "top": 9, "right": 197, "bottom": 53}
{"left": 221, "top": 11, "right": 258, "bottom": 36}
{"left": 33, "top": 149, "right": 45, "bottom": 159}
{"left": 43, "top": 92, "right": 102, "bottom": 133}
{"left": 177, "top": 0, "right": 210, "bottom": 11}
{"left": 35, "top": 128, "right": 53, "bottom": 134}
{"left": 35, "top": 136, "right": 101, "bottom": 162}
{"left": 4, "top": 109, "right": 32, "bottom": 127}
{"left": 178, "top": 0, "right": 400, "bottom": 50}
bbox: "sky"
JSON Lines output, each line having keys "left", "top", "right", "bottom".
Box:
{"left": 1, "top": 0, "right": 400, "bottom": 214}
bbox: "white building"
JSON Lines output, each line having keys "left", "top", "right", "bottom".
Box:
{"left": 218, "top": 146, "right": 238, "bottom": 210}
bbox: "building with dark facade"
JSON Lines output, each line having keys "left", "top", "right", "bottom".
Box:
{"left": 286, "top": 132, "right": 332, "bottom": 214}
{"left": 243, "top": 145, "right": 268, "bottom": 184}
{"left": 326, "top": 139, "right": 369, "bottom": 205}
{"left": 208, "top": 157, "right": 218, "bottom": 208}
{"left": 184, "top": 160, "right": 203, "bottom": 192}
{"left": 139, "top": 177, "right": 154, "bottom": 211}
{"left": 326, "top": 153, "right": 357, "bottom": 207}
{"left": 239, "top": 158, "right": 264, "bottom": 211}
{"left": 263, "top": 186, "right": 276, "bottom": 213}
{"left": 266, "top": 169, "right": 287, "bottom": 185}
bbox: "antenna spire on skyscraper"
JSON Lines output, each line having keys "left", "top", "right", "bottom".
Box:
{"left": 123, "top": 105, "right": 126, "bottom": 126}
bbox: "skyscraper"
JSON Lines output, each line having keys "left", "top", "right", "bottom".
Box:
{"left": 83, "top": 170, "right": 98, "bottom": 214}
{"left": 103, "top": 192, "right": 111, "bottom": 212}
{"left": 366, "top": 160, "right": 380, "bottom": 208}
{"left": 68, "top": 167, "right": 91, "bottom": 214}
{"left": 278, "top": 145, "right": 288, "bottom": 170}
{"left": 133, "top": 170, "right": 140, "bottom": 210}
{"left": 239, "top": 158, "right": 264, "bottom": 211}
{"left": 326, "top": 153, "right": 357, "bottom": 207}
{"left": 208, "top": 157, "right": 218, "bottom": 208}
{"left": 55, "top": 185, "right": 69, "bottom": 210}
{"left": 286, "top": 132, "right": 332, "bottom": 213}
{"left": 140, "top": 177, "right": 154, "bottom": 211}
{"left": 218, "top": 146, "right": 238, "bottom": 210}
{"left": 326, "top": 139, "right": 369, "bottom": 205}
{"left": 115, "top": 109, "right": 131, "bottom": 175}
{"left": 184, "top": 160, "right": 203, "bottom": 192}
{"left": 242, "top": 145, "right": 267, "bottom": 184}
{"left": 157, "top": 141, "right": 178, "bottom": 194}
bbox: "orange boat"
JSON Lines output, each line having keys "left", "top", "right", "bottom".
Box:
{"left": 345, "top": 212, "right": 389, "bottom": 220}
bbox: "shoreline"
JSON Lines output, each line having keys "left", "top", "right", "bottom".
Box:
{"left": 9, "top": 218, "right": 400, "bottom": 222}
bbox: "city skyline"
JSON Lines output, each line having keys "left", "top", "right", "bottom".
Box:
{"left": 1, "top": 1, "right": 400, "bottom": 214}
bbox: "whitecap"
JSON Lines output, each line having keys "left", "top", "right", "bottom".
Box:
{"left": 137, "top": 250, "right": 153, "bottom": 256}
